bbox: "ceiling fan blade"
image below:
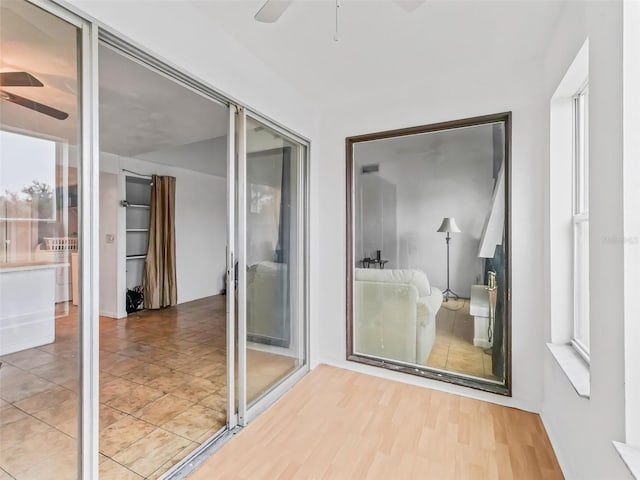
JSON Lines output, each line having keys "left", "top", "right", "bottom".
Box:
{"left": 255, "top": 0, "right": 293, "bottom": 23}
{"left": 0, "top": 71, "right": 44, "bottom": 87}
{"left": 0, "top": 90, "right": 68, "bottom": 120}
{"left": 394, "top": 0, "right": 425, "bottom": 12}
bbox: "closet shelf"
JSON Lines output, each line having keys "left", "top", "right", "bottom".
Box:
{"left": 126, "top": 229, "right": 149, "bottom": 233}
{"left": 126, "top": 255, "right": 147, "bottom": 260}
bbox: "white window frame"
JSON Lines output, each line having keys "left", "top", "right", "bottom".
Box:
{"left": 571, "top": 82, "right": 590, "bottom": 363}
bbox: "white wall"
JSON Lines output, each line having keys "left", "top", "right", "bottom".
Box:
{"left": 100, "top": 152, "right": 227, "bottom": 309}
{"left": 98, "top": 172, "right": 119, "bottom": 317}
{"left": 622, "top": 0, "right": 640, "bottom": 449}
{"left": 541, "top": 1, "right": 631, "bottom": 479}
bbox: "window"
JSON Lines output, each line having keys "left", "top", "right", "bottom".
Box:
{"left": 572, "top": 83, "right": 590, "bottom": 361}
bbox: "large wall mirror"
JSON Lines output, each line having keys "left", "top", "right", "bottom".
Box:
{"left": 346, "top": 112, "right": 511, "bottom": 395}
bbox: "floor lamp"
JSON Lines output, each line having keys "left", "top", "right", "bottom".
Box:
{"left": 437, "top": 217, "right": 461, "bottom": 302}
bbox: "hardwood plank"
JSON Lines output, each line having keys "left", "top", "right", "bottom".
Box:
{"left": 190, "top": 364, "right": 563, "bottom": 479}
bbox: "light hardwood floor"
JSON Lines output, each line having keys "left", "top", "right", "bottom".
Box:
{"left": 191, "top": 364, "right": 563, "bottom": 480}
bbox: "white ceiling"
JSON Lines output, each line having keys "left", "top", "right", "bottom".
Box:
{"left": 1, "top": 1, "right": 228, "bottom": 159}
{"left": 192, "top": 0, "right": 566, "bottom": 108}
{"left": 2, "top": 0, "right": 565, "bottom": 169}
{"left": 0, "top": 0, "right": 79, "bottom": 143}
{"left": 98, "top": 45, "right": 228, "bottom": 157}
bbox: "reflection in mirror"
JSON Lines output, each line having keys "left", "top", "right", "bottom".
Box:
{"left": 347, "top": 114, "right": 510, "bottom": 395}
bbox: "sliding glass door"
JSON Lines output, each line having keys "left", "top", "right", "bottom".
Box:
{"left": 0, "top": 1, "right": 99, "bottom": 479}
{"left": 2, "top": 2, "right": 308, "bottom": 477}
{"left": 234, "top": 110, "right": 308, "bottom": 425}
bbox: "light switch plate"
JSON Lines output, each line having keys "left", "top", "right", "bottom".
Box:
{"left": 106, "top": 234, "right": 115, "bottom": 244}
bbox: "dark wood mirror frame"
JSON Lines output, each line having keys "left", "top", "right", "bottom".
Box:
{"left": 345, "top": 112, "right": 512, "bottom": 396}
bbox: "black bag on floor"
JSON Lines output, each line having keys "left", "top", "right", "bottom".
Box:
{"left": 126, "top": 286, "right": 144, "bottom": 313}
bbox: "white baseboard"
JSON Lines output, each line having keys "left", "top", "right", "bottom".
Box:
{"left": 473, "top": 338, "right": 492, "bottom": 348}
{"left": 99, "top": 310, "right": 120, "bottom": 319}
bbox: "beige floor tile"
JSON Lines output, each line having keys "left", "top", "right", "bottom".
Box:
{"left": 1, "top": 296, "right": 299, "bottom": 480}
{"left": 198, "top": 392, "right": 227, "bottom": 413}
{"left": 160, "top": 404, "right": 225, "bottom": 442}
{"left": 100, "top": 376, "right": 137, "bottom": 403}
{"left": 105, "top": 383, "right": 164, "bottom": 414}
{"left": 100, "top": 404, "right": 128, "bottom": 430}
{"left": 132, "top": 394, "right": 194, "bottom": 425}
{"left": 0, "top": 416, "right": 76, "bottom": 479}
{"left": 119, "top": 363, "right": 172, "bottom": 385}
{"left": 170, "top": 377, "right": 220, "bottom": 403}
{"left": 99, "top": 352, "right": 129, "bottom": 370}
{"left": 31, "top": 397, "right": 78, "bottom": 438}
{"left": 0, "top": 404, "right": 30, "bottom": 427}
{"left": 101, "top": 357, "right": 146, "bottom": 377}
{"left": 0, "top": 371, "right": 56, "bottom": 403}
{"left": 0, "top": 467, "right": 14, "bottom": 480}
{"left": 99, "top": 415, "right": 156, "bottom": 457}
{"left": 145, "top": 370, "right": 193, "bottom": 393}
{"left": 6, "top": 451, "right": 77, "bottom": 480}
{"left": 13, "top": 385, "right": 75, "bottom": 415}
{"left": 112, "top": 428, "right": 192, "bottom": 477}
{"left": 37, "top": 339, "right": 77, "bottom": 359}
{"left": 0, "top": 350, "right": 58, "bottom": 371}
{"left": 98, "top": 458, "right": 142, "bottom": 480}
{"left": 29, "top": 361, "right": 77, "bottom": 386}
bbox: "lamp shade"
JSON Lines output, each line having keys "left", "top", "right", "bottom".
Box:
{"left": 437, "top": 217, "right": 461, "bottom": 233}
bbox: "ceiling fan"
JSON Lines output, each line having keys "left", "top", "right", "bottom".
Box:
{"left": 0, "top": 71, "right": 69, "bottom": 120}
{"left": 255, "top": 0, "right": 424, "bottom": 23}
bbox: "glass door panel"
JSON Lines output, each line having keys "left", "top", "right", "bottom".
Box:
{"left": 0, "top": 1, "right": 82, "bottom": 478}
{"left": 243, "top": 115, "right": 306, "bottom": 407}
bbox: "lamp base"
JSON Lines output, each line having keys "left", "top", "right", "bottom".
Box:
{"left": 442, "top": 288, "right": 460, "bottom": 302}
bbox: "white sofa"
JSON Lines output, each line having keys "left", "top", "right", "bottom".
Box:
{"left": 354, "top": 268, "right": 443, "bottom": 365}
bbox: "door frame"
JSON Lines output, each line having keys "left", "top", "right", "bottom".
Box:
{"left": 237, "top": 110, "right": 310, "bottom": 425}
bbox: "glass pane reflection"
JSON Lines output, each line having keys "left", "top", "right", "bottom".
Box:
{"left": 0, "top": 1, "right": 81, "bottom": 478}
{"left": 244, "top": 116, "right": 305, "bottom": 405}
{"left": 352, "top": 121, "right": 507, "bottom": 384}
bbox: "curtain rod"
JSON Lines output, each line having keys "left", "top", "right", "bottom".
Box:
{"left": 122, "top": 168, "right": 153, "bottom": 179}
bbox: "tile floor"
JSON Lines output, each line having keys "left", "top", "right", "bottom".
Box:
{"left": 0, "top": 295, "right": 297, "bottom": 480}
{"left": 426, "top": 298, "right": 497, "bottom": 380}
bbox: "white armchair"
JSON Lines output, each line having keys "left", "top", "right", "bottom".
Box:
{"left": 354, "top": 268, "right": 442, "bottom": 365}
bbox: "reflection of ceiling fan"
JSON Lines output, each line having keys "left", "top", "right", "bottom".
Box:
{"left": 0, "top": 71, "right": 69, "bottom": 120}
{"left": 255, "top": 0, "right": 424, "bottom": 23}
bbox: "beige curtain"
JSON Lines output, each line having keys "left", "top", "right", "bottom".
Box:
{"left": 143, "top": 175, "right": 177, "bottom": 309}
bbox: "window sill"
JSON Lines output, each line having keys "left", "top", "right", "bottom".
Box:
{"left": 613, "top": 442, "right": 640, "bottom": 479}
{"left": 546, "top": 343, "right": 590, "bottom": 398}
